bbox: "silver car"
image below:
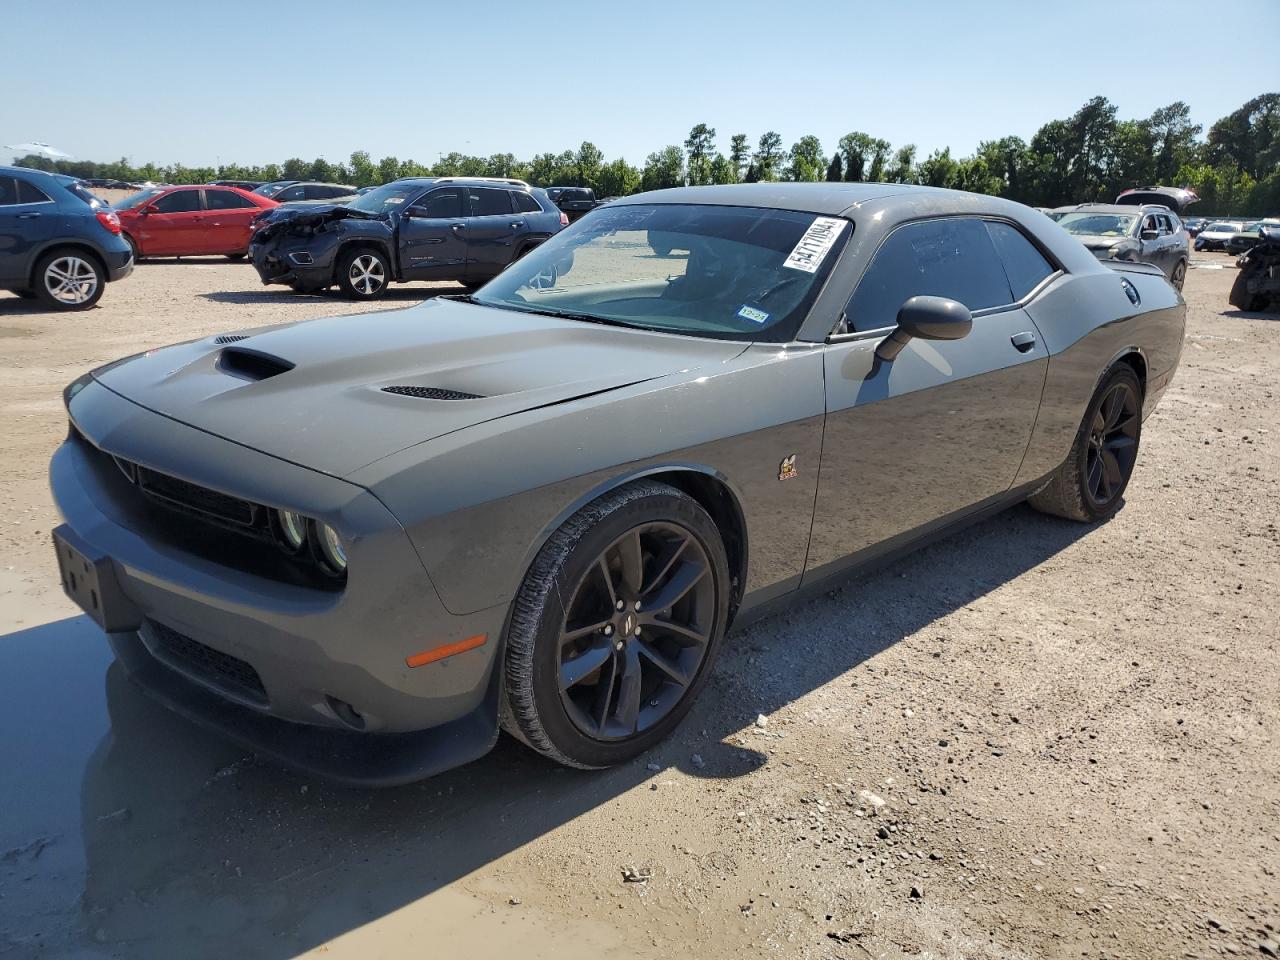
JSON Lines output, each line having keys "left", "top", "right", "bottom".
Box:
{"left": 51, "top": 184, "right": 1186, "bottom": 784}
{"left": 1052, "top": 203, "right": 1190, "bottom": 290}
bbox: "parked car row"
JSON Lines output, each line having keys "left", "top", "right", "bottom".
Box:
{"left": 1049, "top": 186, "right": 1193, "bottom": 290}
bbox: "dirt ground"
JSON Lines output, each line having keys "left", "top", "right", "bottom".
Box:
{"left": 0, "top": 253, "right": 1276, "bottom": 960}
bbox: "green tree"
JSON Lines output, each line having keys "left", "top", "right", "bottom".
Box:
{"left": 887, "top": 144, "right": 916, "bottom": 183}
{"left": 1207, "top": 93, "right": 1280, "bottom": 179}
{"left": 684, "top": 123, "right": 717, "bottom": 186}
{"left": 753, "top": 131, "right": 785, "bottom": 181}
{"left": 308, "top": 158, "right": 335, "bottom": 182}
{"left": 281, "top": 157, "right": 309, "bottom": 180}
{"left": 728, "top": 134, "right": 750, "bottom": 181}
{"left": 641, "top": 145, "right": 685, "bottom": 191}
{"left": 708, "top": 153, "right": 734, "bottom": 185}
{"left": 825, "top": 153, "right": 843, "bottom": 182}
{"left": 598, "top": 158, "right": 641, "bottom": 196}
{"left": 915, "top": 147, "right": 957, "bottom": 187}
{"left": 348, "top": 150, "right": 377, "bottom": 186}
{"left": 838, "top": 131, "right": 875, "bottom": 182}
{"left": 787, "top": 135, "right": 825, "bottom": 182}
{"left": 976, "top": 136, "right": 1028, "bottom": 199}
{"left": 1146, "top": 101, "right": 1202, "bottom": 182}
{"left": 485, "top": 153, "right": 519, "bottom": 178}
{"left": 376, "top": 155, "right": 400, "bottom": 183}
{"left": 743, "top": 162, "right": 761, "bottom": 183}
{"left": 574, "top": 141, "right": 604, "bottom": 191}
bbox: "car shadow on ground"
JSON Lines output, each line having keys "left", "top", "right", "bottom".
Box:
{"left": 1221, "top": 307, "right": 1280, "bottom": 320}
{"left": 0, "top": 503, "right": 1096, "bottom": 957}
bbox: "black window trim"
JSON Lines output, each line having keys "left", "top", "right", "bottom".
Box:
{"left": 1, "top": 175, "right": 56, "bottom": 207}
{"left": 826, "top": 214, "right": 1065, "bottom": 343}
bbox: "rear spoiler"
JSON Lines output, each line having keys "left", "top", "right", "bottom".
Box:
{"left": 1103, "top": 260, "right": 1165, "bottom": 277}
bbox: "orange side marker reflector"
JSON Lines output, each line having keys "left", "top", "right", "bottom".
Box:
{"left": 406, "top": 634, "right": 487, "bottom": 668}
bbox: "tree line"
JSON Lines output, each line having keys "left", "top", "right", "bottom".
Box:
{"left": 14, "top": 93, "right": 1278, "bottom": 216}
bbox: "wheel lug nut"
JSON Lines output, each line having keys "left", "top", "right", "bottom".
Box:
{"left": 634, "top": 626, "right": 642, "bottom": 636}
{"left": 604, "top": 625, "right": 613, "bottom": 636}
{"left": 634, "top": 600, "right": 642, "bottom": 611}
{"left": 616, "top": 600, "right": 625, "bottom": 611}
{"left": 615, "top": 640, "right": 624, "bottom": 651}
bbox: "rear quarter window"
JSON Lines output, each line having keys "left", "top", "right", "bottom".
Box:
{"left": 984, "top": 221, "right": 1055, "bottom": 300}
{"left": 513, "top": 191, "right": 542, "bottom": 213}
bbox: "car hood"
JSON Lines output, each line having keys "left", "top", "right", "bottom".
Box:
{"left": 1071, "top": 234, "right": 1133, "bottom": 249}
{"left": 92, "top": 298, "right": 748, "bottom": 477}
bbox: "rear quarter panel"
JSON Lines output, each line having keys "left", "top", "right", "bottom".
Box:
{"left": 1014, "top": 267, "right": 1185, "bottom": 486}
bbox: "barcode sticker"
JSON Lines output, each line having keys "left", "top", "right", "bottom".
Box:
{"left": 783, "top": 216, "right": 846, "bottom": 273}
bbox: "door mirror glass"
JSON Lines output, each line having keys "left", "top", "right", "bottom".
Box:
{"left": 875, "top": 296, "right": 972, "bottom": 362}
{"left": 1140, "top": 229, "right": 1159, "bottom": 241}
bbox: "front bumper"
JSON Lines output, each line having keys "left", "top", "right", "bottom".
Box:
{"left": 51, "top": 382, "right": 507, "bottom": 784}
{"left": 250, "top": 232, "right": 339, "bottom": 288}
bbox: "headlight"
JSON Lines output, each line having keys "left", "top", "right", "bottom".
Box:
{"left": 314, "top": 522, "right": 347, "bottom": 575}
{"left": 274, "top": 509, "right": 308, "bottom": 551}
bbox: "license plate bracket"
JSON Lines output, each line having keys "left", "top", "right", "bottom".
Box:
{"left": 52, "top": 524, "right": 141, "bottom": 633}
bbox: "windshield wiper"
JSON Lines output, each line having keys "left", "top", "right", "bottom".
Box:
{"left": 497, "top": 303, "right": 652, "bottom": 331}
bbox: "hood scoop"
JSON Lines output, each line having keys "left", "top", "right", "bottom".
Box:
{"left": 214, "top": 334, "right": 249, "bottom": 344}
{"left": 218, "top": 347, "right": 295, "bottom": 382}
{"left": 381, "top": 386, "right": 485, "bottom": 401}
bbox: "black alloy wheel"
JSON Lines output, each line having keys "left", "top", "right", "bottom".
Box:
{"left": 557, "top": 522, "right": 715, "bottom": 741}
{"left": 501, "top": 480, "right": 730, "bottom": 769}
{"left": 1170, "top": 259, "right": 1186, "bottom": 291}
{"left": 1084, "top": 380, "right": 1140, "bottom": 507}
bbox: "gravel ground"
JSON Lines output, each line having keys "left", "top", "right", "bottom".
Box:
{"left": 0, "top": 253, "right": 1276, "bottom": 960}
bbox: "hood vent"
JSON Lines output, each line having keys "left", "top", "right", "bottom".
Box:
{"left": 382, "top": 386, "right": 485, "bottom": 401}
{"left": 214, "top": 334, "right": 249, "bottom": 344}
{"left": 218, "top": 347, "right": 295, "bottom": 382}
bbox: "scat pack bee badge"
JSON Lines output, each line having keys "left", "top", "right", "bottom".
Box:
{"left": 778, "top": 454, "right": 798, "bottom": 481}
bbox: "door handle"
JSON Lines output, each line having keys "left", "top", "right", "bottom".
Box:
{"left": 1011, "top": 331, "right": 1037, "bottom": 353}
{"left": 450, "top": 223, "right": 464, "bottom": 232}
{"left": 509, "top": 221, "right": 524, "bottom": 229}
{"left": 17, "top": 212, "right": 40, "bottom": 220}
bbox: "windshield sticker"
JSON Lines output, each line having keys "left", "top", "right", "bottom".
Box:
{"left": 737, "top": 304, "right": 770, "bottom": 325}
{"left": 783, "top": 216, "right": 846, "bottom": 273}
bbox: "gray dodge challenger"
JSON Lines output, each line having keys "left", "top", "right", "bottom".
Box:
{"left": 50, "top": 183, "right": 1185, "bottom": 784}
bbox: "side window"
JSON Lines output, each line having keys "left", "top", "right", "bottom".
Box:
{"left": 304, "top": 185, "right": 346, "bottom": 200}
{"left": 16, "top": 179, "right": 52, "bottom": 203}
{"left": 0, "top": 177, "right": 18, "bottom": 205}
{"left": 417, "top": 188, "right": 463, "bottom": 218}
{"left": 845, "top": 218, "right": 1013, "bottom": 332}
{"left": 205, "top": 189, "right": 256, "bottom": 210}
{"left": 1157, "top": 214, "right": 1175, "bottom": 233}
{"left": 512, "top": 191, "right": 542, "bottom": 214}
{"left": 985, "top": 221, "right": 1055, "bottom": 301}
{"left": 152, "top": 190, "right": 202, "bottom": 213}
{"left": 277, "top": 185, "right": 305, "bottom": 202}
{"left": 469, "top": 188, "right": 513, "bottom": 217}
{"left": 1141, "top": 214, "right": 1160, "bottom": 236}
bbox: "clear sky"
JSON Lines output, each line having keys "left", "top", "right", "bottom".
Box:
{"left": 3, "top": 0, "right": 1277, "bottom": 169}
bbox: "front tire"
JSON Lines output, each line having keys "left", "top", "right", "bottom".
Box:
{"left": 502, "top": 481, "right": 731, "bottom": 769}
{"left": 33, "top": 250, "right": 105, "bottom": 311}
{"left": 1029, "top": 365, "right": 1142, "bottom": 522}
{"left": 335, "top": 246, "right": 389, "bottom": 300}
{"left": 1170, "top": 259, "right": 1186, "bottom": 291}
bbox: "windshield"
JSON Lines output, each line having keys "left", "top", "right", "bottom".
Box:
{"left": 345, "top": 182, "right": 424, "bottom": 214}
{"left": 472, "top": 203, "right": 850, "bottom": 342}
{"left": 1207, "top": 222, "right": 1237, "bottom": 232}
{"left": 1056, "top": 213, "right": 1136, "bottom": 237}
{"left": 113, "top": 188, "right": 162, "bottom": 210}
{"left": 253, "top": 181, "right": 292, "bottom": 197}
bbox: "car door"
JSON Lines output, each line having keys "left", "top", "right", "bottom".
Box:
{"left": 138, "top": 189, "right": 204, "bottom": 255}
{"left": 462, "top": 186, "right": 522, "bottom": 280}
{"left": 0, "top": 175, "right": 55, "bottom": 284}
{"left": 397, "top": 187, "right": 468, "bottom": 280}
{"left": 203, "top": 188, "right": 261, "bottom": 253}
{"left": 806, "top": 217, "right": 1052, "bottom": 578}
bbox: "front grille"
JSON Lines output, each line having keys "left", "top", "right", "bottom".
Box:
{"left": 382, "top": 385, "right": 484, "bottom": 400}
{"left": 148, "top": 620, "right": 268, "bottom": 706}
{"left": 136, "top": 465, "right": 259, "bottom": 529}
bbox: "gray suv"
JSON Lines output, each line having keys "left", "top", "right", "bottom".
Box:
{"left": 1051, "top": 203, "right": 1189, "bottom": 290}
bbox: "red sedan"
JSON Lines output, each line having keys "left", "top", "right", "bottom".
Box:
{"left": 113, "top": 186, "right": 278, "bottom": 260}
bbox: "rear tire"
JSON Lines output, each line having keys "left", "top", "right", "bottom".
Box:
{"left": 33, "top": 249, "right": 106, "bottom": 311}
{"left": 14, "top": 288, "right": 37, "bottom": 300}
{"left": 1029, "top": 365, "right": 1142, "bottom": 523}
{"left": 335, "top": 246, "right": 390, "bottom": 300}
{"left": 124, "top": 234, "right": 141, "bottom": 263}
{"left": 225, "top": 252, "right": 246, "bottom": 261}
{"left": 501, "top": 480, "right": 730, "bottom": 769}
{"left": 1169, "top": 259, "right": 1186, "bottom": 291}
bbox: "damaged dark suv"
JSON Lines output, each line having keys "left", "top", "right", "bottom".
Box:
{"left": 249, "top": 178, "right": 567, "bottom": 299}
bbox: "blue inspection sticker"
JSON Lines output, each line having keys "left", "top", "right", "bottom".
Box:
{"left": 737, "top": 304, "right": 770, "bottom": 324}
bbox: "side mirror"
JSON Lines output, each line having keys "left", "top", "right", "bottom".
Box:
{"left": 1140, "top": 229, "right": 1159, "bottom": 241}
{"left": 874, "top": 296, "right": 972, "bottom": 362}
